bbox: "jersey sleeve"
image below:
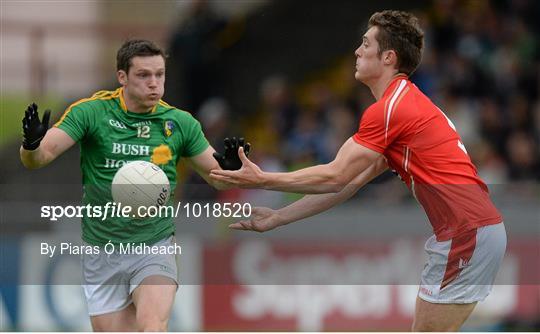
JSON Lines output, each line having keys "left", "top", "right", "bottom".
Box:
{"left": 54, "top": 103, "right": 91, "bottom": 142}
{"left": 353, "top": 100, "right": 414, "bottom": 153}
{"left": 181, "top": 113, "right": 210, "bottom": 157}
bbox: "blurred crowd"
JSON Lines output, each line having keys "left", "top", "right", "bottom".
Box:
{"left": 414, "top": 0, "right": 539, "bottom": 184}
{"left": 171, "top": 0, "right": 539, "bottom": 204}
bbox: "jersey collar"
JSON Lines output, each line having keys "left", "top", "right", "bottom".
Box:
{"left": 118, "top": 87, "right": 128, "bottom": 112}
{"left": 382, "top": 73, "right": 409, "bottom": 99}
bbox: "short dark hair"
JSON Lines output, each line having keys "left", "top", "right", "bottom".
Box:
{"left": 368, "top": 10, "right": 424, "bottom": 75}
{"left": 116, "top": 39, "right": 166, "bottom": 73}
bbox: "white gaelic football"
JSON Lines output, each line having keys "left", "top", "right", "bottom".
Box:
{"left": 111, "top": 161, "right": 170, "bottom": 214}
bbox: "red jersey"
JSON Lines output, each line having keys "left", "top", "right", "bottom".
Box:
{"left": 353, "top": 75, "right": 502, "bottom": 241}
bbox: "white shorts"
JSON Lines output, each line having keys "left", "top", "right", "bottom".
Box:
{"left": 418, "top": 222, "right": 506, "bottom": 304}
{"left": 82, "top": 235, "right": 179, "bottom": 316}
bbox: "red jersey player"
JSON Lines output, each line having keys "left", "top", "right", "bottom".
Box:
{"left": 210, "top": 10, "right": 506, "bottom": 331}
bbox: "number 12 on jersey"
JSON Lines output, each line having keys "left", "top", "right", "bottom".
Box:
{"left": 137, "top": 125, "right": 150, "bottom": 138}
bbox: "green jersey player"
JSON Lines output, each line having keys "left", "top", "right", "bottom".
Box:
{"left": 20, "top": 39, "right": 249, "bottom": 331}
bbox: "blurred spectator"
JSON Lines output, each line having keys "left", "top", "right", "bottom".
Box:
{"left": 438, "top": 90, "right": 480, "bottom": 146}
{"left": 428, "top": 0, "right": 460, "bottom": 52}
{"left": 182, "top": 97, "right": 231, "bottom": 202}
{"left": 479, "top": 97, "right": 510, "bottom": 157}
{"left": 306, "top": 82, "right": 336, "bottom": 122}
{"left": 505, "top": 131, "right": 539, "bottom": 180}
{"left": 285, "top": 109, "right": 328, "bottom": 166}
{"left": 198, "top": 97, "right": 231, "bottom": 147}
{"left": 507, "top": 93, "right": 534, "bottom": 132}
{"left": 168, "top": 0, "right": 227, "bottom": 112}
{"left": 534, "top": 100, "right": 540, "bottom": 140}
{"left": 471, "top": 140, "right": 508, "bottom": 185}
{"left": 260, "top": 75, "right": 300, "bottom": 139}
{"left": 410, "top": 49, "right": 441, "bottom": 97}
{"left": 322, "top": 104, "right": 357, "bottom": 157}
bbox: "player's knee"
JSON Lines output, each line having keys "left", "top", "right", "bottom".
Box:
{"left": 137, "top": 319, "right": 168, "bottom": 332}
{"left": 136, "top": 313, "right": 168, "bottom": 332}
{"left": 139, "top": 323, "right": 167, "bottom": 332}
{"left": 412, "top": 320, "right": 460, "bottom": 332}
{"left": 412, "top": 322, "right": 435, "bottom": 332}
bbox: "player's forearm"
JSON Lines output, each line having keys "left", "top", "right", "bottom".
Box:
{"left": 275, "top": 159, "right": 387, "bottom": 225}
{"left": 20, "top": 125, "right": 75, "bottom": 169}
{"left": 275, "top": 186, "right": 359, "bottom": 226}
{"left": 259, "top": 141, "right": 380, "bottom": 194}
{"left": 210, "top": 179, "right": 234, "bottom": 191}
{"left": 261, "top": 163, "right": 350, "bottom": 194}
{"left": 19, "top": 146, "right": 53, "bottom": 169}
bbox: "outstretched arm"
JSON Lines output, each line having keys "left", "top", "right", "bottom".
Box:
{"left": 20, "top": 128, "right": 76, "bottom": 169}
{"left": 20, "top": 103, "right": 76, "bottom": 169}
{"left": 230, "top": 156, "right": 388, "bottom": 232}
{"left": 210, "top": 137, "right": 382, "bottom": 194}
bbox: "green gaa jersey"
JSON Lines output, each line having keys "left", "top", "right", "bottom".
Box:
{"left": 54, "top": 88, "right": 209, "bottom": 246}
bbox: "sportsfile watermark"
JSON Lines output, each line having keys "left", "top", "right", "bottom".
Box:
{"left": 40, "top": 201, "right": 252, "bottom": 221}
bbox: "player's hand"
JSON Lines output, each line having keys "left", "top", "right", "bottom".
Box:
{"left": 229, "top": 207, "right": 283, "bottom": 232}
{"left": 213, "top": 137, "right": 251, "bottom": 170}
{"left": 22, "top": 103, "right": 51, "bottom": 150}
{"left": 210, "top": 145, "right": 264, "bottom": 188}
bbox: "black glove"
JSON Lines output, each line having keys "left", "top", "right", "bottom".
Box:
{"left": 213, "top": 137, "right": 251, "bottom": 170}
{"left": 22, "top": 103, "right": 51, "bottom": 150}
